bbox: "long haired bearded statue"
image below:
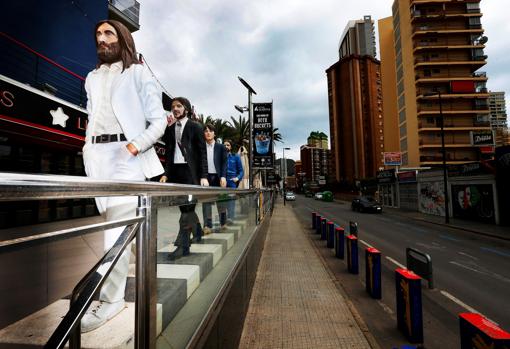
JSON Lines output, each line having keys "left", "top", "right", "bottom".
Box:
{"left": 94, "top": 19, "right": 140, "bottom": 71}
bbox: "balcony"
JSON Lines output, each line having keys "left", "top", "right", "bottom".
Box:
{"left": 108, "top": 0, "right": 140, "bottom": 32}
{"left": 417, "top": 109, "right": 490, "bottom": 116}
{"left": 415, "top": 75, "right": 488, "bottom": 84}
{"left": 412, "top": 28, "right": 484, "bottom": 39}
{"left": 414, "top": 59, "right": 486, "bottom": 68}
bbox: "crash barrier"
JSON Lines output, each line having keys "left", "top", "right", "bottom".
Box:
{"left": 365, "top": 248, "right": 382, "bottom": 299}
{"left": 321, "top": 217, "right": 327, "bottom": 240}
{"left": 315, "top": 214, "right": 322, "bottom": 234}
{"left": 346, "top": 235, "right": 359, "bottom": 274}
{"left": 459, "top": 313, "right": 510, "bottom": 349}
{"left": 406, "top": 247, "right": 434, "bottom": 289}
{"left": 327, "top": 221, "right": 335, "bottom": 248}
{"left": 395, "top": 268, "right": 424, "bottom": 344}
{"left": 349, "top": 221, "right": 358, "bottom": 236}
{"left": 335, "top": 227, "right": 345, "bottom": 259}
{"left": 312, "top": 212, "right": 317, "bottom": 229}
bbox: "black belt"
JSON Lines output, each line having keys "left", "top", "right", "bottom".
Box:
{"left": 92, "top": 134, "right": 127, "bottom": 144}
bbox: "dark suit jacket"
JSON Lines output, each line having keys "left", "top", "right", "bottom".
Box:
{"left": 163, "top": 119, "right": 208, "bottom": 184}
{"left": 212, "top": 143, "right": 227, "bottom": 178}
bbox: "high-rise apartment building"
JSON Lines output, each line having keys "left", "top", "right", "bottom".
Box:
{"left": 380, "top": 0, "right": 491, "bottom": 167}
{"left": 327, "top": 16, "right": 384, "bottom": 184}
{"left": 307, "top": 131, "right": 329, "bottom": 149}
{"left": 489, "top": 91, "right": 507, "bottom": 129}
{"left": 300, "top": 145, "right": 331, "bottom": 188}
{"left": 339, "top": 15, "right": 377, "bottom": 59}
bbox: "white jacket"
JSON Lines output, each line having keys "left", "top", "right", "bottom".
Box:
{"left": 83, "top": 63, "right": 167, "bottom": 178}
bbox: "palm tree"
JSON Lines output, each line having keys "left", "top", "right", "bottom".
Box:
{"left": 227, "top": 115, "right": 249, "bottom": 149}
{"left": 272, "top": 127, "right": 283, "bottom": 145}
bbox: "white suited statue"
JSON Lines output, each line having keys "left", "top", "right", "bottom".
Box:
{"left": 80, "top": 19, "right": 167, "bottom": 332}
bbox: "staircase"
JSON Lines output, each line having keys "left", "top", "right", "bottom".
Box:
{"left": 0, "top": 216, "right": 250, "bottom": 349}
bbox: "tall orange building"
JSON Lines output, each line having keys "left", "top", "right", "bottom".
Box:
{"left": 379, "top": 0, "right": 491, "bottom": 167}
{"left": 327, "top": 16, "right": 384, "bottom": 184}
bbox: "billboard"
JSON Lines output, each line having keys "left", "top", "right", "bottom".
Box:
{"left": 252, "top": 102, "right": 273, "bottom": 169}
{"left": 470, "top": 131, "right": 495, "bottom": 146}
{"left": 384, "top": 152, "right": 402, "bottom": 166}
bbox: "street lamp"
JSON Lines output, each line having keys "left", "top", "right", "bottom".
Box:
{"left": 237, "top": 76, "right": 257, "bottom": 188}
{"left": 424, "top": 90, "right": 449, "bottom": 224}
{"left": 234, "top": 105, "right": 248, "bottom": 113}
{"left": 282, "top": 147, "right": 290, "bottom": 205}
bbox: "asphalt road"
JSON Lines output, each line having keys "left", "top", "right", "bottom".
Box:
{"left": 287, "top": 195, "right": 510, "bottom": 348}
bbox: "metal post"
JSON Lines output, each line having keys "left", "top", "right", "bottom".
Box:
{"left": 438, "top": 91, "right": 450, "bottom": 224}
{"left": 135, "top": 195, "right": 156, "bottom": 349}
{"left": 248, "top": 91, "right": 253, "bottom": 189}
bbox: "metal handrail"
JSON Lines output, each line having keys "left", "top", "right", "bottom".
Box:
{"left": 0, "top": 172, "right": 262, "bottom": 348}
{"left": 45, "top": 222, "right": 141, "bottom": 349}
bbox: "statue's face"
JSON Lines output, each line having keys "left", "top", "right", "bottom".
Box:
{"left": 204, "top": 128, "right": 215, "bottom": 142}
{"left": 171, "top": 100, "right": 186, "bottom": 119}
{"left": 96, "top": 22, "right": 121, "bottom": 63}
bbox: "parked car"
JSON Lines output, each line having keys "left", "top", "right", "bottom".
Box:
{"left": 351, "top": 196, "right": 382, "bottom": 213}
{"left": 305, "top": 191, "right": 314, "bottom": 198}
{"left": 314, "top": 192, "right": 323, "bottom": 200}
{"left": 321, "top": 191, "right": 333, "bottom": 202}
{"left": 285, "top": 191, "right": 296, "bottom": 201}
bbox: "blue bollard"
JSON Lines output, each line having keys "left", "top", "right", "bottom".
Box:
{"left": 312, "top": 212, "right": 317, "bottom": 230}
{"left": 459, "top": 313, "right": 510, "bottom": 349}
{"left": 321, "top": 218, "right": 327, "bottom": 240}
{"left": 327, "top": 221, "right": 335, "bottom": 248}
{"left": 365, "top": 248, "right": 382, "bottom": 299}
{"left": 315, "top": 214, "right": 322, "bottom": 234}
{"left": 395, "top": 268, "right": 423, "bottom": 344}
{"left": 346, "top": 235, "right": 358, "bottom": 274}
{"left": 335, "top": 227, "right": 345, "bottom": 259}
{"left": 349, "top": 221, "right": 358, "bottom": 236}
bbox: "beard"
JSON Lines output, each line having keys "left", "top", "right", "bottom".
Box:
{"left": 97, "top": 42, "right": 121, "bottom": 64}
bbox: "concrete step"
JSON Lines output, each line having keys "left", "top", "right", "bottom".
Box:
{"left": 0, "top": 300, "right": 162, "bottom": 349}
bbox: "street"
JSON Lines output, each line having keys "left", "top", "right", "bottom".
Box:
{"left": 289, "top": 194, "right": 510, "bottom": 348}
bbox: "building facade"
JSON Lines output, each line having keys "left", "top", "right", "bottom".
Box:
{"left": 339, "top": 15, "right": 377, "bottom": 59}
{"left": 383, "top": 0, "right": 490, "bottom": 167}
{"left": 300, "top": 145, "right": 331, "bottom": 189}
{"left": 489, "top": 91, "right": 509, "bottom": 147}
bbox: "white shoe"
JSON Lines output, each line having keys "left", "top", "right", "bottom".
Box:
{"left": 81, "top": 300, "right": 126, "bottom": 333}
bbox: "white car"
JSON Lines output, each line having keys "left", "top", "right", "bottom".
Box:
{"left": 314, "top": 192, "right": 323, "bottom": 200}
{"left": 285, "top": 191, "right": 296, "bottom": 201}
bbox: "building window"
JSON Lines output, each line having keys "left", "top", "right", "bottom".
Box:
{"left": 400, "top": 138, "right": 408, "bottom": 152}
{"left": 398, "top": 94, "right": 406, "bottom": 109}
{"left": 399, "top": 124, "right": 407, "bottom": 139}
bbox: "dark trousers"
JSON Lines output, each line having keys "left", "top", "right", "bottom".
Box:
{"left": 168, "top": 164, "right": 201, "bottom": 249}
{"left": 202, "top": 173, "right": 227, "bottom": 227}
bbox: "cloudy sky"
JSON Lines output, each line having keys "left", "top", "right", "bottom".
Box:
{"left": 134, "top": 0, "right": 509, "bottom": 161}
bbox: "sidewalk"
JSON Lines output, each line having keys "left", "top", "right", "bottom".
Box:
{"left": 238, "top": 203, "right": 376, "bottom": 349}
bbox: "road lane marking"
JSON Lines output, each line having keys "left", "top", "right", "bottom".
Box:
{"left": 359, "top": 239, "right": 375, "bottom": 249}
{"left": 439, "top": 234, "right": 461, "bottom": 242}
{"left": 480, "top": 246, "right": 510, "bottom": 258}
{"left": 385, "top": 256, "right": 406, "bottom": 269}
{"left": 458, "top": 251, "right": 478, "bottom": 260}
{"left": 439, "top": 290, "right": 480, "bottom": 314}
{"left": 450, "top": 261, "right": 510, "bottom": 284}
{"left": 377, "top": 300, "right": 395, "bottom": 315}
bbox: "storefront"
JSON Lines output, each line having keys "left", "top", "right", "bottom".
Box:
{"left": 377, "top": 169, "right": 397, "bottom": 207}
{"left": 397, "top": 171, "right": 418, "bottom": 211}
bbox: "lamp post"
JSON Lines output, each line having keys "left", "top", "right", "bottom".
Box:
{"left": 238, "top": 77, "right": 257, "bottom": 188}
{"left": 282, "top": 147, "right": 290, "bottom": 205}
{"left": 425, "top": 91, "right": 449, "bottom": 224}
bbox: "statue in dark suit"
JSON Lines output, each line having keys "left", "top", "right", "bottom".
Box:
{"left": 160, "top": 97, "right": 209, "bottom": 259}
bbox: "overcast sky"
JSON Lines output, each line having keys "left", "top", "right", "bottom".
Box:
{"left": 134, "top": 0, "right": 509, "bottom": 161}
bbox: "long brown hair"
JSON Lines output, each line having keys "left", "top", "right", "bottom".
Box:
{"left": 94, "top": 20, "right": 140, "bottom": 71}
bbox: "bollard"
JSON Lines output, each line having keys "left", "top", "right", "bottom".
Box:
{"left": 365, "top": 248, "right": 382, "bottom": 299}
{"left": 395, "top": 268, "right": 423, "bottom": 344}
{"left": 346, "top": 235, "right": 359, "bottom": 274}
{"left": 327, "top": 221, "right": 335, "bottom": 248}
{"left": 315, "top": 214, "right": 322, "bottom": 234}
{"left": 349, "top": 221, "right": 358, "bottom": 236}
{"left": 312, "top": 212, "right": 317, "bottom": 230}
{"left": 321, "top": 218, "right": 327, "bottom": 240}
{"left": 459, "top": 313, "right": 510, "bottom": 349}
{"left": 335, "top": 227, "right": 345, "bottom": 259}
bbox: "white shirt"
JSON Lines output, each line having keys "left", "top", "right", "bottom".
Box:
{"left": 92, "top": 62, "right": 124, "bottom": 136}
{"left": 206, "top": 141, "right": 216, "bottom": 174}
{"left": 173, "top": 116, "right": 188, "bottom": 164}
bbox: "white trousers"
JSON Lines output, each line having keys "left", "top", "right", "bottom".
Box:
{"left": 84, "top": 141, "right": 145, "bottom": 303}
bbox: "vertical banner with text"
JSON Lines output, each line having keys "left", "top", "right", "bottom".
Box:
{"left": 252, "top": 102, "right": 273, "bottom": 169}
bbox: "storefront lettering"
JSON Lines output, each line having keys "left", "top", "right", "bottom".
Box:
{"left": 0, "top": 90, "right": 14, "bottom": 108}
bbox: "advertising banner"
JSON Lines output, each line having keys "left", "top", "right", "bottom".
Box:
{"left": 451, "top": 184, "right": 495, "bottom": 223}
{"left": 470, "top": 131, "right": 495, "bottom": 146}
{"left": 384, "top": 152, "right": 402, "bottom": 166}
{"left": 252, "top": 102, "right": 273, "bottom": 169}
